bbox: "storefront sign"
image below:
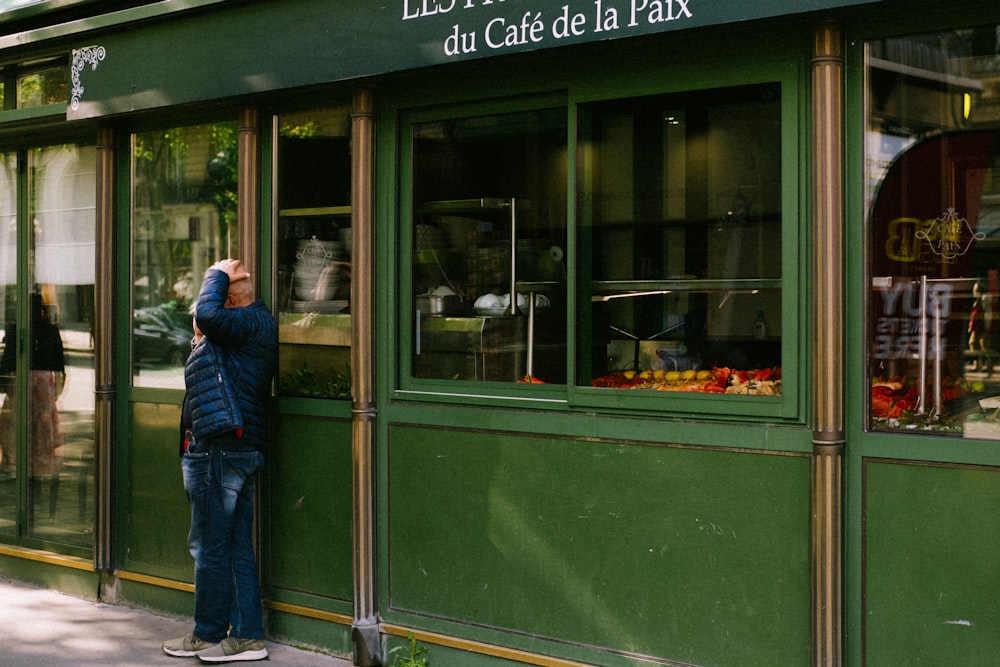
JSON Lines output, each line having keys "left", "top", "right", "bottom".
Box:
{"left": 402, "top": 0, "right": 872, "bottom": 57}
{"left": 407, "top": 0, "right": 699, "bottom": 55}
{"left": 68, "top": 0, "right": 878, "bottom": 119}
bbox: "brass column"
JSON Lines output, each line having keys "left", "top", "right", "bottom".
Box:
{"left": 811, "top": 22, "right": 844, "bottom": 667}
{"left": 238, "top": 107, "right": 260, "bottom": 275}
{"left": 350, "top": 87, "right": 380, "bottom": 666}
{"left": 94, "top": 124, "right": 116, "bottom": 573}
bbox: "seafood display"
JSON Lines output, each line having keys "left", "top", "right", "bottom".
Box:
{"left": 516, "top": 367, "right": 782, "bottom": 395}
{"left": 870, "top": 375, "right": 968, "bottom": 421}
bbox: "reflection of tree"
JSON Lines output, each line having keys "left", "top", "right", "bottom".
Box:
{"left": 206, "top": 124, "right": 238, "bottom": 239}
{"left": 0, "top": 153, "right": 17, "bottom": 310}
{"left": 133, "top": 124, "right": 237, "bottom": 306}
{"left": 11, "top": 67, "right": 67, "bottom": 108}
{"left": 280, "top": 121, "right": 317, "bottom": 138}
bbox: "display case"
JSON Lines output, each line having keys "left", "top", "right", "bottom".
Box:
{"left": 577, "top": 84, "right": 785, "bottom": 396}
{"left": 276, "top": 205, "right": 352, "bottom": 398}
{"left": 412, "top": 197, "right": 566, "bottom": 383}
{"left": 277, "top": 206, "right": 351, "bottom": 312}
{"left": 593, "top": 277, "right": 781, "bottom": 367}
{"left": 587, "top": 277, "right": 782, "bottom": 395}
{"left": 272, "top": 107, "right": 353, "bottom": 399}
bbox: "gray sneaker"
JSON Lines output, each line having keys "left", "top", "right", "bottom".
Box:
{"left": 162, "top": 633, "right": 218, "bottom": 657}
{"left": 197, "top": 637, "right": 268, "bottom": 662}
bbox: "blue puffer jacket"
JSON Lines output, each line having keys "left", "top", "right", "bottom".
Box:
{"left": 183, "top": 268, "right": 278, "bottom": 452}
{"left": 185, "top": 336, "right": 243, "bottom": 446}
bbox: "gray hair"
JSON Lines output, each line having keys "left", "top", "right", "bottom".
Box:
{"left": 228, "top": 276, "right": 254, "bottom": 304}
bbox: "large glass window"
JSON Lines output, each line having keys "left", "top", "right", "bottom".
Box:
{"left": 866, "top": 24, "right": 1000, "bottom": 435}
{"left": 0, "top": 151, "right": 18, "bottom": 539}
{"left": 273, "top": 105, "right": 353, "bottom": 399}
{"left": 17, "top": 60, "right": 68, "bottom": 109}
{"left": 0, "top": 143, "right": 96, "bottom": 550}
{"left": 407, "top": 107, "right": 568, "bottom": 384}
{"left": 401, "top": 85, "right": 791, "bottom": 407}
{"left": 579, "top": 84, "right": 783, "bottom": 396}
{"left": 0, "top": 57, "right": 68, "bottom": 111}
{"left": 131, "top": 122, "right": 235, "bottom": 389}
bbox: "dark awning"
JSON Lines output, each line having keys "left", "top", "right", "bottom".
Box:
{"left": 0, "top": 0, "right": 100, "bottom": 23}
{"left": 68, "top": 0, "right": 879, "bottom": 119}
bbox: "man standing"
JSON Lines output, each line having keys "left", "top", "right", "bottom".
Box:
{"left": 163, "top": 259, "right": 278, "bottom": 663}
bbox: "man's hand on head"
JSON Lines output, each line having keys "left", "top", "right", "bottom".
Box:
{"left": 213, "top": 258, "right": 251, "bottom": 284}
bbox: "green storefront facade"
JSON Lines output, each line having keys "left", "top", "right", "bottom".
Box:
{"left": 0, "top": 1, "right": 998, "bottom": 665}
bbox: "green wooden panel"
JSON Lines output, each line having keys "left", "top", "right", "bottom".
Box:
{"left": 268, "top": 608, "right": 353, "bottom": 659}
{"left": 865, "top": 460, "right": 1000, "bottom": 665}
{"left": 265, "top": 414, "right": 353, "bottom": 604}
{"left": 119, "top": 578, "right": 194, "bottom": 620}
{"left": 123, "top": 401, "right": 191, "bottom": 581}
{"left": 0, "top": 555, "right": 100, "bottom": 600}
{"left": 388, "top": 425, "right": 810, "bottom": 666}
{"left": 123, "top": 402, "right": 354, "bottom": 604}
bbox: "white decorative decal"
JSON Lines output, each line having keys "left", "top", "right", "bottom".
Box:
{"left": 70, "top": 45, "right": 106, "bottom": 110}
{"left": 915, "top": 208, "right": 985, "bottom": 262}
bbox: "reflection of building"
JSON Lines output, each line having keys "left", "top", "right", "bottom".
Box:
{"left": 1, "top": 3, "right": 1000, "bottom": 667}
{"left": 132, "top": 202, "right": 218, "bottom": 308}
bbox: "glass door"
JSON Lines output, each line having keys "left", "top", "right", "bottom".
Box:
{"left": 274, "top": 106, "right": 353, "bottom": 399}
{"left": 0, "top": 151, "right": 17, "bottom": 539}
{"left": 0, "top": 143, "right": 96, "bottom": 551}
{"left": 131, "top": 122, "right": 235, "bottom": 390}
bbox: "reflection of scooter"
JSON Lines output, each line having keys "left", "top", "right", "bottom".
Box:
{"left": 133, "top": 305, "right": 193, "bottom": 366}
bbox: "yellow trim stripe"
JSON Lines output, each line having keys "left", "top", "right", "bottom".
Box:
{"left": 115, "top": 570, "right": 194, "bottom": 593}
{"left": 265, "top": 600, "right": 352, "bottom": 625}
{"left": 115, "top": 571, "right": 352, "bottom": 625}
{"left": 381, "top": 624, "right": 594, "bottom": 667}
{"left": 0, "top": 545, "right": 93, "bottom": 571}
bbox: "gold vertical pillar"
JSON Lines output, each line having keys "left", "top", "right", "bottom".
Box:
{"left": 238, "top": 107, "right": 260, "bottom": 276}
{"left": 350, "top": 87, "right": 380, "bottom": 666}
{"left": 811, "top": 22, "right": 844, "bottom": 667}
{"left": 94, "top": 125, "right": 116, "bottom": 573}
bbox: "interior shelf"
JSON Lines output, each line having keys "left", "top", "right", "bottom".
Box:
{"left": 279, "top": 206, "right": 351, "bottom": 217}
{"left": 592, "top": 278, "right": 780, "bottom": 301}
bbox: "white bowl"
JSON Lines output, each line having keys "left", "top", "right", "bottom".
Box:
{"left": 474, "top": 293, "right": 500, "bottom": 309}
{"left": 499, "top": 293, "right": 529, "bottom": 309}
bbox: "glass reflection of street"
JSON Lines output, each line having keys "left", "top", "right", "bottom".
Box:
{"left": 0, "top": 329, "right": 96, "bottom": 548}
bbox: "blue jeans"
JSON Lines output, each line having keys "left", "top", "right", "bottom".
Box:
{"left": 181, "top": 438, "right": 264, "bottom": 642}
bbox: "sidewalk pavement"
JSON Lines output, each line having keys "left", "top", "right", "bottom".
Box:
{"left": 0, "top": 577, "right": 354, "bottom": 666}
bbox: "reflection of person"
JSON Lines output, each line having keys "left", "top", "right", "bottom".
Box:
{"left": 162, "top": 259, "right": 277, "bottom": 662}
{"left": 969, "top": 281, "right": 993, "bottom": 371}
{"left": 0, "top": 294, "right": 65, "bottom": 481}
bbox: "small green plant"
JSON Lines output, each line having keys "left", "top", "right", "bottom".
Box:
{"left": 279, "top": 361, "right": 351, "bottom": 398}
{"left": 388, "top": 631, "right": 429, "bottom": 667}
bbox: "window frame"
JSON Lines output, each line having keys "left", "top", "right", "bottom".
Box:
{"left": 126, "top": 114, "right": 239, "bottom": 393}
{"left": 392, "top": 66, "right": 805, "bottom": 423}
{"left": 395, "top": 94, "right": 571, "bottom": 405}
{"left": 568, "top": 73, "right": 804, "bottom": 421}
{"left": 861, "top": 21, "right": 1000, "bottom": 439}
